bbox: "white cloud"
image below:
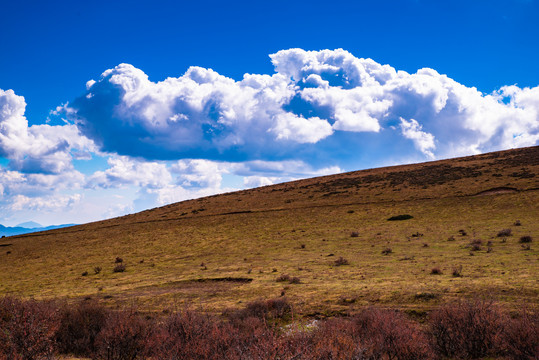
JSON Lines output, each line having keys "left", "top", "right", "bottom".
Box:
{"left": 399, "top": 118, "right": 436, "bottom": 158}
{"left": 10, "top": 193, "right": 81, "bottom": 212}
{"left": 86, "top": 156, "right": 172, "bottom": 189}
{"left": 243, "top": 176, "right": 280, "bottom": 188}
{"left": 66, "top": 49, "right": 539, "bottom": 162}
{"left": 0, "top": 89, "right": 95, "bottom": 174}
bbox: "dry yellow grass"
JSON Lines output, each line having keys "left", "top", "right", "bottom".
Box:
{"left": 1, "top": 146, "right": 537, "bottom": 316}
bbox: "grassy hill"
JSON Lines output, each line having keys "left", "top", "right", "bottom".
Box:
{"left": 1, "top": 146, "right": 537, "bottom": 316}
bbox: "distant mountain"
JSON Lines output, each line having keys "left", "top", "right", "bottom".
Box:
{"left": 0, "top": 223, "right": 77, "bottom": 237}
{"left": 15, "top": 221, "right": 43, "bottom": 229}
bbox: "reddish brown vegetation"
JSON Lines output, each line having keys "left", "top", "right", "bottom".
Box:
{"left": 0, "top": 297, "right": 537, "bottom": 359}
{"left": 0, "top": 297, "right": 60, "bottom": 360}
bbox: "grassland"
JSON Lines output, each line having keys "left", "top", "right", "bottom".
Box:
{"left": 1, "top": 146, "right": 537, "bottom": 316}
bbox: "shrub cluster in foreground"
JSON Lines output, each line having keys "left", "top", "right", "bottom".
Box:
{"left": 0, "top": 297, "right": 537, "bottom": 360}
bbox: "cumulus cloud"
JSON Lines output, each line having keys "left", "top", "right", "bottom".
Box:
{"left": 0, "top": 89, "right": 95, "bottom": 174}
{"left": 65, "top": 49, "right": 539, "bottom": 163}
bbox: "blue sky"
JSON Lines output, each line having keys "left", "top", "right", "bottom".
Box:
{"left": 1, "top": 0, "right": 538, "bottom": 226}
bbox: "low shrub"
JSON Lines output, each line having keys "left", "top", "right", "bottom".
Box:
{"left": 470, "top": 243, "right": 482, "bottom": 251}
{"left": 115, "top": 257, "right": 123, "bottom": 263}
{"left": 502, "top": 308, "right": 539, "bottom": 360}
{"left": 276, "top": 274, "right": 291, "bottom": 282}
{"left": 514, "top": 219, "right": 522, "bottom": 226}
{"left": 452, "top": 265, "right": 463, "bottom": 277}
{"left": 519, "top": 235, "right": 533, "bottom": 243}
{"left": 94, "top": 309, "right": 149, "bottom": 360}
{"left": 113, "top": 263, "right": 126, "bottom": 273}
{"left": 334, "top": 256, "right": 349, "bottom": 266}
{"left": 430, "top": 267, "right": 442, "bottom": 275}
{"left": 353, "top": 307, "right": 434, "bottom": 359}
{"left": 381, "top": 247, "right": 392, "bottom": 255}
{"left": 428, "top": 299, "right": 506, "bottom": 359}
{"left": 144, "top": 310, "right": 237, "bottom": 360}
{"left": 289, "top": 276, "right": 301, "bottom": 284}
{"left": 228, "top": 298, "right": 292, "bottom": 323}
{"left": 0, "top": 297, "right": 60, "bottom": 360}
{"left": 56, "top": 300, "right": 109, "bottom": 356}
{"left": 497, "top": 228, "right": 512, "bottom": 237}
{"left": 350, "top": 231, "right": 359, "bottom": 237}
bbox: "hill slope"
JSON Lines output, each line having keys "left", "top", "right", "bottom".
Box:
{"left": 1, "top": 146, "right": 538, "bottom": 315}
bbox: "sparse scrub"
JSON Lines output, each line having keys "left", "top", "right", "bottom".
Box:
{"left": 458, "top": 229, "right": 467, "bottom": 236}
{"left": 452, "top": 265, "right": 463, "bottom": 277}
{"left": 447, "top": 235, "right": 455, "bottom": 241}
{"left": 113, "top": 263, "right": 126, "bottom": 273}
{"left": 430, "top": 267, "right": 442, "bottom": 275}
{"left": 276, "top": 274, "right": 291, "bottom": 282}
{"left": 228, "top": 298, "right": 292, "bottom": 322}
{"left": 350, "top": 231, "right": 359, "bottom": 237}
{"left": 514, "top": 219, "right": 522, "bottom": 226}
{"left": 334, "top": 256, "right": 349, "bottom": 266}
{"left": 519, "top": 235, "right": 532, "bottom": 243}
{"left": 381, "top": 247, "right": 392, "bottom": 255}
{"left": 94, "top": 266, "right": 102, "bottom": 274}
{"left": 498, "top": 228, "right": 512, "bottom": 237}
{"left": 471, "top": 243, "right": 482, "bottom": 251}
{"left": 289, "top": 276, "right": 301, "bottom": 284}
{"left": 115, "top": 256, "right": 123, "bottom": 263}
{"left": 469, "top": 239, "right": 482, "bottom": 251}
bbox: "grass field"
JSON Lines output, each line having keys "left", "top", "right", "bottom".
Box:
{"left": 1, "top": 146, "right": 537, "bottom": 316}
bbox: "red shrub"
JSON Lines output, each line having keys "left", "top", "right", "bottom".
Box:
{"left": 502, "top": 309, "right": 539, "bottom": 360}
{"left": 229, "top": 298, "right": 292, "bottom": 323}
{"left": 94, "top": 309, "right": 149, "bottom": 360}
{"left": 147, "top": 309, "right": 285, "bottom": 360}
{"left": 0, "top": 297, "right": 60, "bottom": 360}
{"left": 308, "top": 318, "right": 368, "bottom": 359}
{"left": 56, "top": 300, "right": 109, "bottom": 356}
{"left": 428, "top": 299, "right": 506, "bottom": 359}
{"left": 353, "top": 307, "right": 434, "bottom": 360}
